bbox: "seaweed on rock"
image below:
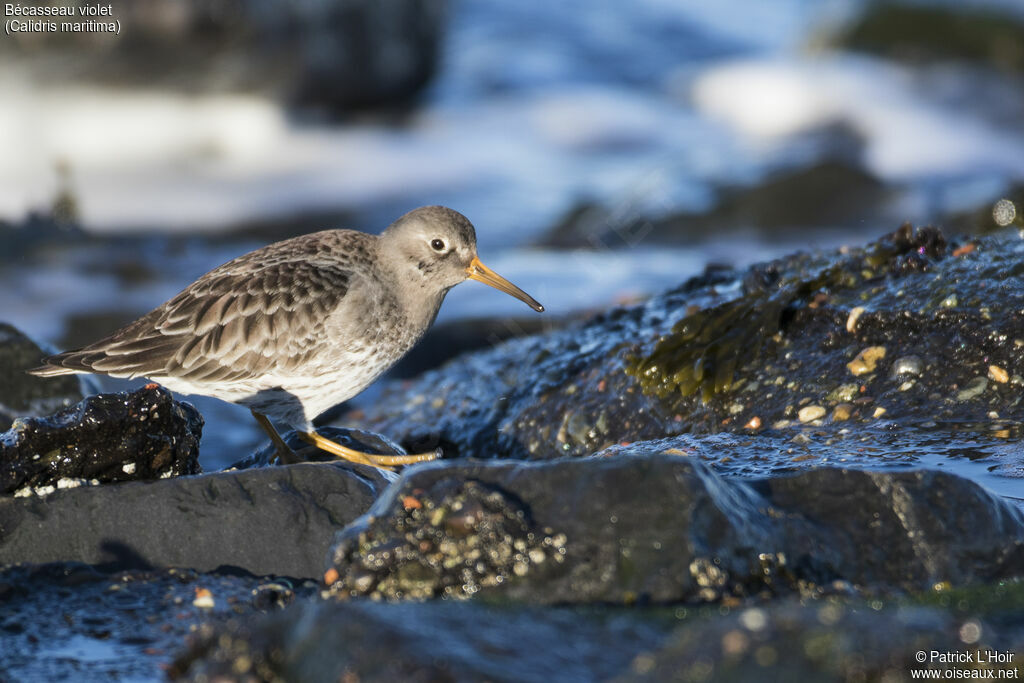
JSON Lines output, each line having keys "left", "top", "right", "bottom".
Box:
{"left": 627, "top": 223, "right": 947, "bottom": 402}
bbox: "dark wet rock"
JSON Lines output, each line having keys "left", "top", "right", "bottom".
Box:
{"left": 0, "top": 321, "right": 96, "bottom": 431}
{"left": 753, "top": 466, "right": 1024, "bottom": 591}
{"left": 171, "top": 593, "right": 1024, "bottom": 683}
{"left": 1, "top": 385, "right": 202, "bottom": 495}
{"left": 835, "top": 2, "right": 1024, "bottom": 75}
{"left": 0, "top": 562, "right": 314, "bottom": 682}
{"left": 284, "top": 0, "right": 446, "bottom": 113}
{"left": 323, "top": 455, "right": 1024, "bottom": 603}
{"left": 593, "top": 425, "right": 1024, "bottom": 487}
{"left": 2, "top": 0, "right": 446, "bottom": 114}
{"left": 0, "top": 214, "right": 88, "bottom": 261}
{"left": 538, "top": 160, "right": 890, "bottom": 248}
{"left": 618, "top": 597, "right": 1024, "bottom": 682}
{"left": 170, "top": 598, "right": 674, "bottom": 682}
{"left": 13, "top": 449, "right": 1011, "bottom": 680}
{"left": 347, "top": 225, "right": 1024, "bottom": 463}
{"left": 13, "top": 564, "right": 1024, "bottom": 682}
{"left": 0, "top": 461, "right": 388, "bottom": 577}
{"left": 628, "top": 222, "right": 947, "bottom": 402}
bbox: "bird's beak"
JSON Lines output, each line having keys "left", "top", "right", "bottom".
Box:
{"left": 466, "top": 256, "right": 545, "bottom": 312}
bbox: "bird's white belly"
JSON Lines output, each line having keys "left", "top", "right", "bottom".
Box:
{"left": 279, "top": 363, "right": 384, "bottom": 420}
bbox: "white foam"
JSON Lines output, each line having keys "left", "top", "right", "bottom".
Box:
{"left": 0, "top": 74, "right": 722, "bottom": 239}
{"left": 691, "top": 55, "right": 1024, "bottom": 181}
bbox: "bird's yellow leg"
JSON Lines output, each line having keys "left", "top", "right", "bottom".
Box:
{"left": 297, "top": 431, "right": 439, "bottom": 467}
{"left": 250, "top": 410, "right": 301, "bottom": 465}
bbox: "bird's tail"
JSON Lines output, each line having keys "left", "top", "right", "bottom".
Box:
{"left": 27, "top": 351, "right": 91, "bottom": 377}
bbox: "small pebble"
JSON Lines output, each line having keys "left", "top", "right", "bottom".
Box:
{"left": 872, "top": 407, "right": 887, "bottom": 419}
{"left": 828, "top": 383, "right": 859, "bottom": 403}
{"left": 831, "top": 403, "right": 854, "bottom": 421}
{"left": 957, "top": 377, "right": 988, "bottom": 402}
{"left": 744, "top": 416, "right": 762, "bottom": 429}
{"left": 193, "top": 588, "right": 215, "bottom": 609}
{"left": 846, "top": 306, "right": 866, "bottom": 333}
{"left": 847, "top": 346, "right": 886, "bottom": 376}
{"left": 351, "top": 572, "right": 375, "bottom": 594}
{"left": 988, "top": 365, "right": 1009, "bottom": 384}
{"left": 890, "top": 355, "right": 923, "bottom": 378}
{"left": 798, "top": 405, "right": 826, "bottom": 423}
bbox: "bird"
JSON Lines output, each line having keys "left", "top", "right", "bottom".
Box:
{"left": 29, "top": 206, "right": 544, "bottom": 469}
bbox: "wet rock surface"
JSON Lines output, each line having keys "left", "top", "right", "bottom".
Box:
{"left": 323, "top": 455, "right": 1024, "bottom": 604}
{"left": 171, "top": 598, "right": 676, "bottom": 682}
{"left": 0, "top": 562, "right": 315, "bottom": 682}
{"left": 540, "top": 160, "right": 891, "bottom": 249}
{"left": 0, "top": 461, "right": 388, "bottom": 577}
{"left": 618, "top": 596, "right": 1024, "bottom": 682}
{"left": 170, "top": 580, "right": 1024, "bottom": 682}
{"left": 0, "top": 384, "right": 202, "bottom": 495}
{"left": 346, "top": 226, "right": 1024, "bottom": 472}
{"left": 594, "top": 425, "right": 1024, "bottom": 497}
{"left": 0, "top": 321, "right": 94, "bottom": 431}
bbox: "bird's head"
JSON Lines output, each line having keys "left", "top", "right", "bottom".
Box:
{"left": 380, "top": 206, "right": 544, "bottom": 312}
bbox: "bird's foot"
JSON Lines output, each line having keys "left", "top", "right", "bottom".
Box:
{"left": 273, "top": 443, "right": 303, "bottom": 466}
{"left": 298, "top": 431, "right": 440, "bottom": 470}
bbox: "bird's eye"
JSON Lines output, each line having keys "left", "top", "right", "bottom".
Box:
{"left": 431, "top": 238, "right": 446, "bottom": 252}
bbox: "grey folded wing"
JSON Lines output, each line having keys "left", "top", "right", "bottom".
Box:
{"left": 32, "top": 261, "right": 350, "bottom": 383}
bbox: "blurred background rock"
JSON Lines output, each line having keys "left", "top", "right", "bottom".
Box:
{"left": 2, "top": 0, "right": 1024, "bottom": 466}
{"left": 2, "top": 0, "right": 445, "bottom": 112}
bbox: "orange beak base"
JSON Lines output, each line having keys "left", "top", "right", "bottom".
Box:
{"left": 466, "top": 257, "right": 544, "bottom": 312}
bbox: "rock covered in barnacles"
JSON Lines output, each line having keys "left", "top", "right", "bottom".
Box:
{"left": 1, "top": 384, "right": 202, "bottom": 495}
{"left": 326, "top": 477, "right": 563, "bottom": 601}
{"left": 324, "top": 454, "right": 1024, "bottom": 604}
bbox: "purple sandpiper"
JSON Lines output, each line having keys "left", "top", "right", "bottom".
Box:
{"left": 29, "top": 206, "right": 544, "bottom": 468}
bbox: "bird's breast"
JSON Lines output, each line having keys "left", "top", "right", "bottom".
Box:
{"left": 322, "top": 284, "right": 439, "bottom": 375}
